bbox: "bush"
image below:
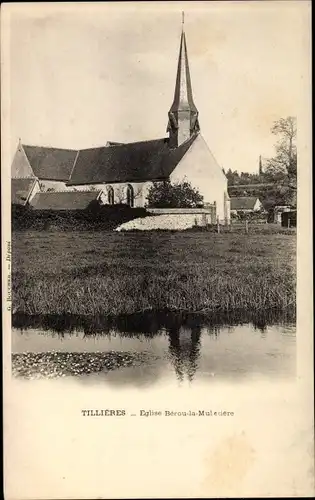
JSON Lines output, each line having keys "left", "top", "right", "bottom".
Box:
{"left": 12, "top": 203, "right": 149, "bottom": 231}
{"left": 147, "top": 180, "right": 204, "bottom": 208}
{"left": 234, "top": 209, "right": 267, "bottom": 222}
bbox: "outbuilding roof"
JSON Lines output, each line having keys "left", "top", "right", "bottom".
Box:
{"left": 29, "top": 191, "right": 102, "bottom": 210}
{"left": 230, "top": 197, "right": 260, "bottom": 210}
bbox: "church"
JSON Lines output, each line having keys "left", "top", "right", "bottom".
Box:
{"left": 11, "top": 18, "right": 231, "bottom": 223}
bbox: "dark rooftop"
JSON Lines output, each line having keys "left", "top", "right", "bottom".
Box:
{"left": 67, "top": 134, "right": 198, "bottom": 185}
{"left": 23, "top": 145, "right": 78, "bottom": 181}
{"left": 230, "top": 197, "right": 260, "bottom": 210}
{"left": 29, "top": 191, "right": 102, "bottom": 211}
{"left": 18, "top": 134, "right": 198, "bottom": 185}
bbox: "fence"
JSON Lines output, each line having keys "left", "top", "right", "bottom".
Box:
{"left": 212, "top": 217, "right": 296, "bottom": 234}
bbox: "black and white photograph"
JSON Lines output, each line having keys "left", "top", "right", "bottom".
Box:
{"left": 2, "top": 2, "right": 313, "bottom": 498}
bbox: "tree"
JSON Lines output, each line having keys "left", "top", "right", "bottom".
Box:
{"left": 226, "top": 169, "right": 240, "bottom": 186}
{"left": 147, "top": 180, "right": 204, "bottom": 208}
{"left": 226, "top": 117, "right": 297, "bottom": 211}
{"left": 263, "top": 116, "right": 297, "bottom": 208}
{"left": 265, "top": 116, "right": 297, "bottom": 184}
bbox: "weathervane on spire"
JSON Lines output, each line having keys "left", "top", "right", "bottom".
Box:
{"left": 167, "top": 8, "right": 199, "bottom": 147}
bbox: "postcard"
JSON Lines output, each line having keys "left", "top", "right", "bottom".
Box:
{"left": 2, "top": 1, "right": 313, "bottom": 498}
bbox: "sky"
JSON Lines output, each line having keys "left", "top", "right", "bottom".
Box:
{"left": 6, "top": 1, "right": 310, "bottom": 173}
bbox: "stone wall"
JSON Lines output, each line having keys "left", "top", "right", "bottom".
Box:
{"left": 115, "top": 208, "right": 216, "bottom": 231}
{"left": 147, "top": 207, "right": 216, "bottom": 224}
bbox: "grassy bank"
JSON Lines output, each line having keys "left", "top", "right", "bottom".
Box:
{"left": 12, "top": 229, "right": 296, "bottom": 316}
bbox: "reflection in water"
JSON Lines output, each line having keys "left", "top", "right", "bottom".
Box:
{"left": 168, "top": 326, "right": 201, "bottom": 382}
{"left": 12, "top": 308, "right": 296, "bottom": 336}
{"left": 12, "top": 309, "right": 296, "bottom": 384}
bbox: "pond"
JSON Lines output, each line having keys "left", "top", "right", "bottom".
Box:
{"left": 11, "top": 310, "right": 296, "bottom": 386}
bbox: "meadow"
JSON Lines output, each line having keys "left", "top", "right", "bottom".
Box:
{"left": 12, "top": 226, "right": 296, "bottom": 317}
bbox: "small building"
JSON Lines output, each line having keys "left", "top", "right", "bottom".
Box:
{"left": 272, "top": 205, "right": 292, "bottom": 224}
{"left": 281, "top": 210, "right": 297, "bottom": 228}
{"left": 11, "top": 178, "right": 40, "bottom": 206}
{"left": 230, "top": 196, "right": 263, "bottom": 215}
{"left": 29, "top": 190, "right": 106, "bottom": 211}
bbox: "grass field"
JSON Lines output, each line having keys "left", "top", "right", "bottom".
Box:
{"left": 12, "top": 227, "right": 296, "bottom": 317}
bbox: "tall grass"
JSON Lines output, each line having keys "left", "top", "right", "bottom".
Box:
{"left": 12, "top": 230, "right": 296, "bottom": 317}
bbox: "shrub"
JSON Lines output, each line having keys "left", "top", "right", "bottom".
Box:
{"left": 147, "top": 180, "right": 204, "bottom": 208}
{"left": 11, "top": 203, "right": 149, "bottom": 231}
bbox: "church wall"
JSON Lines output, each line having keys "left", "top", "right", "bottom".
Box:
{"left": 12, "top": 146, "right": 35, "bottom": 179}
{"left": 169, "top": 134, "right": 229, "bottom": 222}
{"left": 98, "top": 191, "right": 107, "bottom": 205}
{"left": 111, "top": 181, "right": 149, "bottom": 207}
{"left": 68, "top": 181, "right": 150, "bottom": 208}
{"left": 39, "top": 180, "right": 71, "bottom": 191}
{"left": 28, "top": 180, "right": 41, "bottom": 203}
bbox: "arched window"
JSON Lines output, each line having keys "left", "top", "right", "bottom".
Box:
{"left": 107, "top": 186, "right": 114, "bottom": 205}
{"left": 126, "top": 184, "right": 134, "bottom": 207}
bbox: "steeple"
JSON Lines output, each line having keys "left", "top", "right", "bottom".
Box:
{"left": 259, "top": 155, "right": 263, "bottom": 175}
{"left": 167, "top": 12, "right": 200, "bottom": 148}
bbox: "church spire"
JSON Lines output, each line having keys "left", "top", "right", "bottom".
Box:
{"left": 167, "top": 12, "right": 200, "bottom": 147}
{"left": 259, "top": 155, "right": 263, "bottom": 175}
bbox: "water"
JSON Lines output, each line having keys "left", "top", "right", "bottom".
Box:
{"left": 12, "top": 311, "right": 296, "bottom": 384}
{"left": 9, "top": 311, "right": 309, "bottom": 500}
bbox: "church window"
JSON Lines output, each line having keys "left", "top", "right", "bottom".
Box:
{"left": 107, "top": 186, "right": 114, "bottom": 205}
{"left": 126, "top": 184, "right": 134, "bottom": 207}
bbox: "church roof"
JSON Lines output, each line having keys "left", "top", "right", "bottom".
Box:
{"left": 67, "top": 134, "right": 197, "bottom": 185}
{"left": 29, "top": 190, "right": 102, "bottom": 210}
{"left": 12, "top": 178, "right": 38, "bottom": 206}
{"left": 230, "top": 197, "right": 260, "bottom": 210}
{"left": 22, "top": 145, "right": 78, "bottom": 181}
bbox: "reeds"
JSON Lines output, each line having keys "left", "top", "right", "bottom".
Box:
{"left": 12, "top": 230, "right": 296, "bottom": 317}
